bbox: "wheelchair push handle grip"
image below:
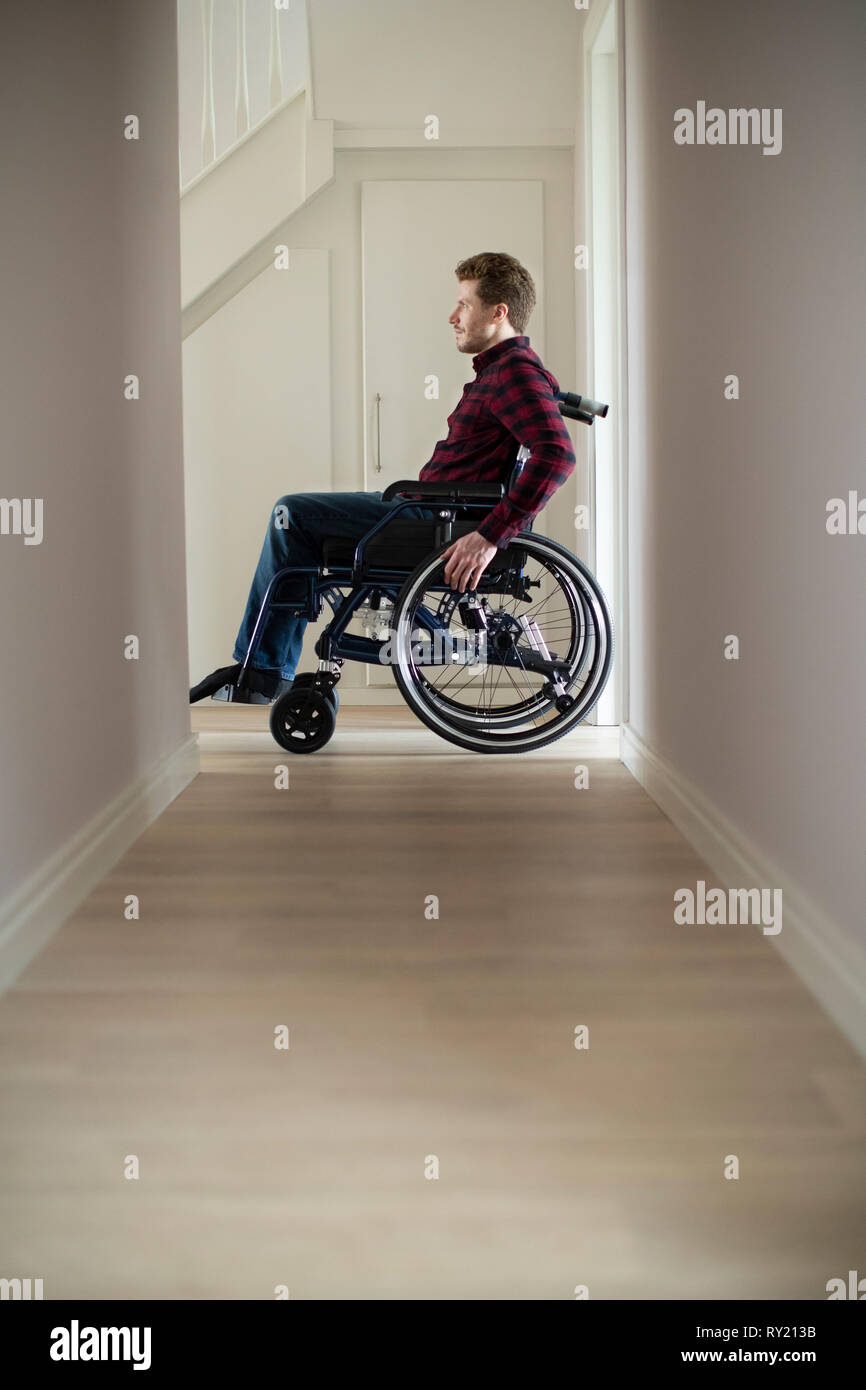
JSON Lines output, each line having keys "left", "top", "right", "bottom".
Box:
{"left": 556, "top": 390, "right": 609, "bottom": 420}
{"left": 559, "top": 404, "right": 596, "bottom": 425}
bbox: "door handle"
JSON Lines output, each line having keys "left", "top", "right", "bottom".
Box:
{"left": 374, "top": 392, "right": 382, "bottom": 473}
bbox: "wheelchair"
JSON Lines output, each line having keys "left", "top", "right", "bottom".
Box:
{"left": 233, "top": 390, "right": 614, "bottom": 755}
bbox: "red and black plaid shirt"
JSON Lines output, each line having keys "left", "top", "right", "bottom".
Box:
{"left": 417, "top": 335, "right": 576, "bottom": 547}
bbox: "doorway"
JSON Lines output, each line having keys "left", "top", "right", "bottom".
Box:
{"left": 584, "top": 0, "right": 628, "bottom": 726}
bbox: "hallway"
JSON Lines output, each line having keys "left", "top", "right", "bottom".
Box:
{"left": 2, "top": 0, "right": 865, "bottom": 1319}
{"left": 1, "top": 710, "right": 862, "bottom": 1300}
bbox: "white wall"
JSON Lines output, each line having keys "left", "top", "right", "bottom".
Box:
{"left": 622, "top": 1, "right": 866, "bottom": 988}
{"left": 308, "top": 0, "right": 582, "bottom": 136}
{"left": 183, "top": 250, "right": 331, "bottom": 680}
{"left": 0, "top": 1, "right": 193, "bottom": 973}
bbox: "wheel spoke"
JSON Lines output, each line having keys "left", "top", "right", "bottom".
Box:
{"left": 391, "top": 536, "right": 612, "bottom": 750}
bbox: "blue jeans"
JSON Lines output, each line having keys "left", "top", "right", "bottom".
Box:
{"left": 232, "top": 490, "right": 433, "bottom": 679}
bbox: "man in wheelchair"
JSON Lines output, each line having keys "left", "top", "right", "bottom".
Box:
{"left": 190, "top": 251, "right": 579, "bottom": 709}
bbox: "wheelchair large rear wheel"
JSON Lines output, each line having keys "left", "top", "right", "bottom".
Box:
{"left": 389, "top": 534, "right": 613, "bottom": 753}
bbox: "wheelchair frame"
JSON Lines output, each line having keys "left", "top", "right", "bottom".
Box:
{"left": 230, "top": 390, "right": 614, "bottom": 753}
{"left": 237, "top": 494, "right": 536, "bottom": 680}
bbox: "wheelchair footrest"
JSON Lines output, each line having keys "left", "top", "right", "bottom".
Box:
{"left": 211, "top": 682, "right": 272, "bottom": 704}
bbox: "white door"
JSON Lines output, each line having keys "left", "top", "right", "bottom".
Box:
{"left": 361, "top": 180, "right": 545, "bottom": 684}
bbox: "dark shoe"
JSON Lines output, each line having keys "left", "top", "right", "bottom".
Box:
{"left": 190, "top": 663, "right": 241, "bottom": 703}
{"left": 190, "top": 664, "right": 286, "bottom": 704}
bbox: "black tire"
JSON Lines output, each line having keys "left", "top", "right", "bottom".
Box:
{"left": 269, "top": 688, "right": 336, "bottom": 753}
{"left": 390, "top": 533, "right": 614, "bottom": 754}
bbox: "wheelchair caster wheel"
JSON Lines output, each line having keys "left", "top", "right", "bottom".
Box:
{"left": 270, "top": 688, "right": 336, "bottom": 753}
{"left": 555, "top": 694, "right": 576, "bottom": 713}
{"left": 288, "top": 671, "right": 339, "bottom": 713}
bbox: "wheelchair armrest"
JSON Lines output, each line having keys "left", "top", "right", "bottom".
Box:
{"left": 382, "top": 479, "right": 504, "bottom": 503}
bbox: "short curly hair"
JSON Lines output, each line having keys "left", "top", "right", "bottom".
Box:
{"left": 454, "top": 252, "right": 537, "bottom": 335}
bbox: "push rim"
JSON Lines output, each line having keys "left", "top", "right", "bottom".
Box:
{"left": 390, "top": 535, "right": 613, "bottom": 753}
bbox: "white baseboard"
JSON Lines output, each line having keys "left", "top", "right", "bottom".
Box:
{"left": 621, "top": 724, "right": 866, "bottom": 1062}
{"left": 0, "top": 735, "right": 200, "bottom": 992}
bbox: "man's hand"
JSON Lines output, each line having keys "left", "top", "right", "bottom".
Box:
{"left": 441, "top": 530, "right": 499, "bottom": 593}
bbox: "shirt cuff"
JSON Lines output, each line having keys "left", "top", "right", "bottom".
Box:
{"left": 476, "top": 502, "right": 529, "bottom": 548}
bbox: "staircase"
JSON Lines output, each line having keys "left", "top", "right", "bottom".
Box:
{"left": 178, "top": 0, "right": 334, "bottom": 322}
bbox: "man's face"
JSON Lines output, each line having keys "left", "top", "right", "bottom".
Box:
{"left": 449, "top": 279, "right": 503, "bottom": 354}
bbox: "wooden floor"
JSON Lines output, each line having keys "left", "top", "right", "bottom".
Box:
{"left": 0, "top": 706, "right": 863, "bottom": 1300}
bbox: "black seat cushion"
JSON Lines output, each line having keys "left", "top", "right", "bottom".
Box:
{"left": 322, "top": 519, "right": 524, "bottom": 573}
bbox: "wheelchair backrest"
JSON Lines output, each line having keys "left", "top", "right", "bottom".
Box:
{"left": 493, "top": 389, "right": 606, "bottom": 533}
{"left": 506, "top": 443, "right": 531, "bottom": 494}
{"left": 504, "top": 445, "right": 533, "bottom": 532}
